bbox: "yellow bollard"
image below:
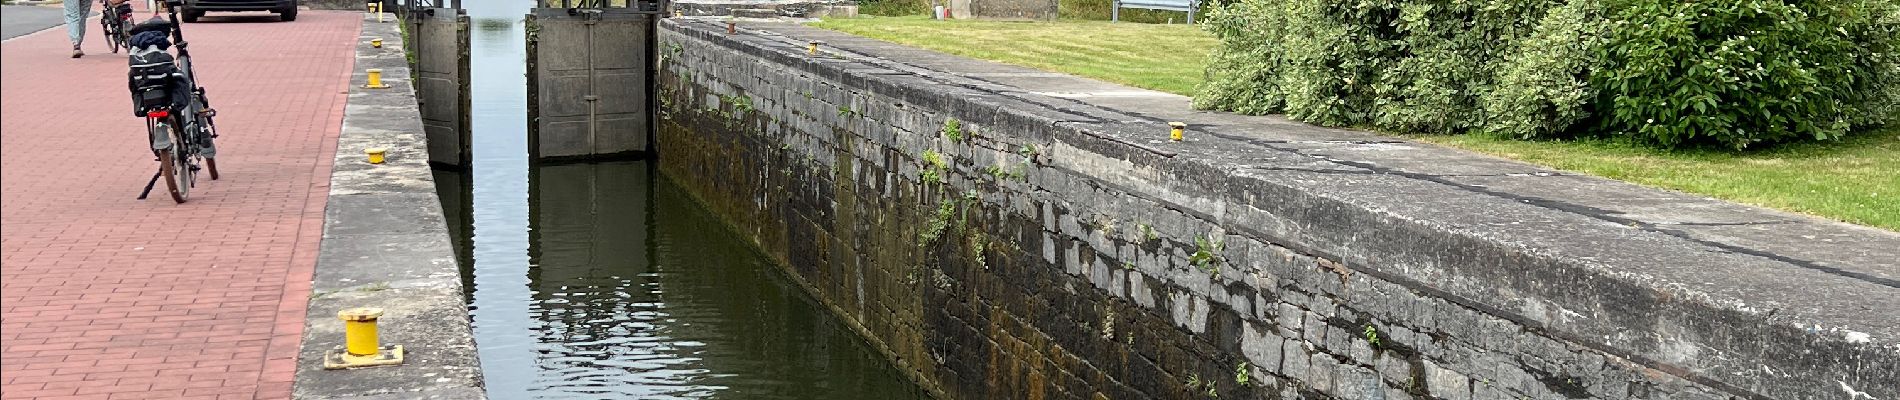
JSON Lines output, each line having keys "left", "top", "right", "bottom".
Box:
{"left": 365, "top": 148, "right": 387, "bottom": 164}
{"left": 807, "top": 41, "right": 818, "bottom": 55}
{"left": 364, "top": 69, "right": 389, "bottom": 89}
{"left": 324, "top": 307, "right": 405, "bottom": 369}
{"left": 370, "top": 38, "right": 383, "bottom": 48}
{"left": 1169, "top": 122, "right": 1186, "bottom": 141}
{"left": 342, "top": 308, "right": 382, "bottom": 356}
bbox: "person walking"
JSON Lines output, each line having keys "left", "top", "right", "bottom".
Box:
{"left": 63, "top": 0, "right": 94, "bottom": 57}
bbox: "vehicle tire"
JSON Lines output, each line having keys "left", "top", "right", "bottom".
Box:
{"left": 279, "top": 3, "right": 297, "bottom": 21}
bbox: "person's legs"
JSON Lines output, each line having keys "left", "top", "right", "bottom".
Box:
{"left": 64, "top": 0, "right": 94, "bottom": 57}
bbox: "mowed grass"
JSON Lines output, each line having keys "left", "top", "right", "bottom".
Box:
{"left": 810, "top": 16, "right": 1213, "bottom": 96}
{"left": 810, "top": 17, "right": 1900, "bottom": 231}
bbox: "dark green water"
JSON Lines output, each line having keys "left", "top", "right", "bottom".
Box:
{"left": 432, "top": 3, "right": 928, "bottom": 398}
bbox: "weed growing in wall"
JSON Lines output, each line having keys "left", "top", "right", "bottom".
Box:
{"left": 1186, "top": 373, "right": 1218, "bottom": 398}
{"left": 719, "top": 94, "right": 752, "bottom": 116}
{"left": 969, "top": 231, "right": 988, "bottom": 270}
{"left": 920, "top": 150, "right": 946, "bottom": 185}
{"left": 1234, "top": 362, "right": 1250, "bottom": 385}
{"left": 919, "top": 201, "right": 955, "bottom": 245}
{"left": 942, "top": 118, "right": 965, "bottom": 143}
{"left": 1364, "top": 324, "right": 1382, "bottom": 349}
{"left": 1190, "top": 235, "right": 1225, "bottom": 277}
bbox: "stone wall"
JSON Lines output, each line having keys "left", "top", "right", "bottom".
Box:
{"left": 653, "top": 18, "right": 1899, "bottom": 400}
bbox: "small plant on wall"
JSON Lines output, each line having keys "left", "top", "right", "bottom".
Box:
{"left": 942, "top": 118, "right": 965, "bottom": 143}
{"left": 1190, "top": 235, "right": 1224, "bottom": 277}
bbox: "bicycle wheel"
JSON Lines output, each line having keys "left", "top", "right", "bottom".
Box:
{"left": 157, "top": 120, "right": 191, "bottom": 203}
{"left": 99, "top": 20, "right": 117, "bottom": 53}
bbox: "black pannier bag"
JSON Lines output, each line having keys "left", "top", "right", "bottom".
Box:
{"left": 126, "top": 20, "right": 186, "bottom": 117}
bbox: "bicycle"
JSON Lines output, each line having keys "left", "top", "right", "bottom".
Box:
{"left": 99, "top": 0, "right": 133, "bottom": 53}
{"left": 129, "top": 0, "right": 219, "bottom": 203}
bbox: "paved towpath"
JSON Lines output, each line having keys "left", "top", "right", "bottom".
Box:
{"left": 1, "top": 10, "right": 358, "bottom": 400}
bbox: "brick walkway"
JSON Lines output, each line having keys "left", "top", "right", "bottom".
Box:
{"left": 1, "top": 10, "right": 359, "bottom": 400}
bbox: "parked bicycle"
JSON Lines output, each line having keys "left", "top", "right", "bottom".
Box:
{"left": 98, "top": 0, "right": 133, "bottom": 53}
{"left": 127, "top": 0, "right": 219, "bottom": 203}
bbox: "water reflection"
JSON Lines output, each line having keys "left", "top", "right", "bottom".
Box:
{"left": 441, "top": 1, "right": 928, "bottom": 397}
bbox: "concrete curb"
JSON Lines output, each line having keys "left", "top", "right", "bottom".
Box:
{"left": 290, "top": 13, "right": 486, "bottom": 400}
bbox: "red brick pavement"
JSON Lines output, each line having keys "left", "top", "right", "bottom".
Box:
{"left": 1, "top": 10, "right": 359, "bottom": 400}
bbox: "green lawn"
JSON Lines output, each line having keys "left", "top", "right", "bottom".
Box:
{"left": 810, "top": 17, "right": 1900, "bottom": 231}
{"left": 810, "top": 16, "right": 1213, "bottom": 96}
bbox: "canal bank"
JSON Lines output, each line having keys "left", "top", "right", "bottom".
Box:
{"left": 293, "top": 12, "right": 486, "bottom": 399}
{"left": 654, "top": 18, "right": 1900, "bottom": 400}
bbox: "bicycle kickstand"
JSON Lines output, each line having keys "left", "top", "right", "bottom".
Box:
{"left": 136, "top": 169, "right": 161, "bottom": 200}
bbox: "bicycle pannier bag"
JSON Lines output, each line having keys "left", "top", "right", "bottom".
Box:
{"left": 126, "top": 27, "right": 184, "bottom": 117}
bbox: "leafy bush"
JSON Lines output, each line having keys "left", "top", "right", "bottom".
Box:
{"left": 1196, "top": 0, "right": 1900, "bottom": 149}
{"left": 859, "top": 0, "right": 930, "bottom": 16}
{"left": 1592, "top": 0, "right": 1900, "bottom": 148}
{"left": 1485, "top": 0, "right": 1607, "bottom": 140}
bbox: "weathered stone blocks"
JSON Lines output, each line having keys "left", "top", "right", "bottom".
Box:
{"left": 652, "top": 18, "right": 1898, "bottom": 400}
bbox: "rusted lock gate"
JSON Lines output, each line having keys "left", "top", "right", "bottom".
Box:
{"left": 527, "top": 0, "right": 667, "bottom": 160}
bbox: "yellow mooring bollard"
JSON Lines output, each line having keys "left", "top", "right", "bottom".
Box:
{"left": 370, "top": 38, "right": 383, "bottom": 48}
{"left": 1169, "top": 121, "right": 1186, "bottom": 141}
{"left": 324, "top": 307, "right": 405, "bottom": 369}
{"left": 365, "top": 148, "right": 387, "bottom": 164}
{"left": 364, "top": 69, "right": 389, "bottom": 89}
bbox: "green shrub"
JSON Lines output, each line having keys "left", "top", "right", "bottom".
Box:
{"left": 860, "top": 0, "right": 930, "bottom": 16}
{"left": 1196, "top": 0, "right": 1900, "bottom": 149}
{"left": 1485, "top": 0, "right": 1608, "bottom": 140}
{"left": 1191, "top": 0, "right": 1287, "bottom": 114}
{"left": 1591, "top": 0, "right": 1900, "bottom": 148}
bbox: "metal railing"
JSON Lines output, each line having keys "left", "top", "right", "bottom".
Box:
{"left": 537, "top": 0, "right": 667, "bottom": 11}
